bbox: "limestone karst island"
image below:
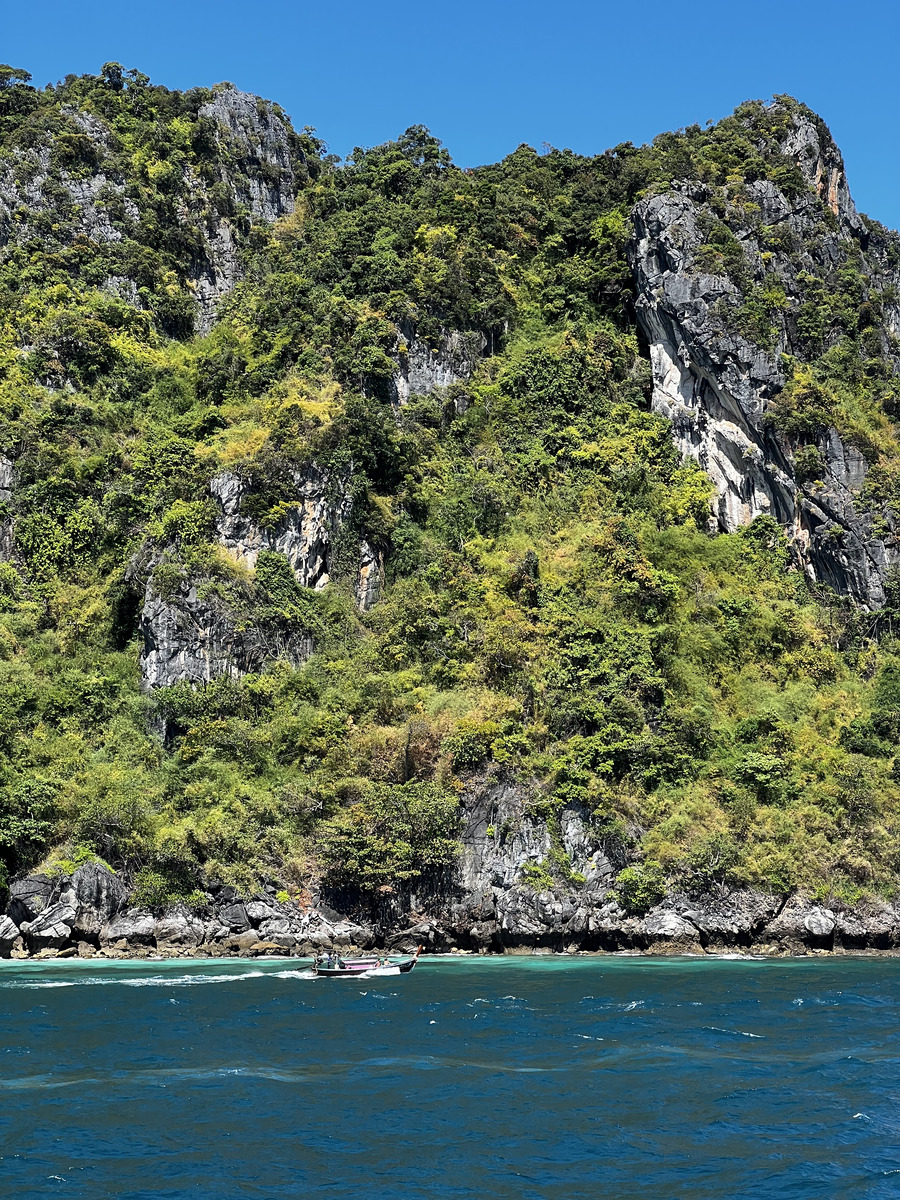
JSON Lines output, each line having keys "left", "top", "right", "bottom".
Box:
{"left": 4, "top": 64, "right": 900, "bottom": 961}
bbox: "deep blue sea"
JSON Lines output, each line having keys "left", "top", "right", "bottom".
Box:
{"left": 2, "top": 955, "right": 900, "bottom": 1198}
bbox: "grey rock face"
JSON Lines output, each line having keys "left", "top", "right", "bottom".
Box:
{"left": 0, "top": 86, "right": 300, "bottom": 337}
{"left": 198, "top": 87, "right": 296, "bottom": 224}
{"left": 21, "top": 900, "right": 77, "bottom": 951}
{"left": 0, "top": 455, "right": 12, "bottom": 503}
{"left": 762, "top": 897, "right": 837, "bottom": 948}
{"left": 643, "top": 909, "right": 696, "bottom": 940}
{"left": 6, "top": 875, "right": 54, "bottom": 926}
{"left": 101, "top": 909, "right": 156, "bottom": 947}
{"left": 138, "top": 465, "right": 385, "bottom": 690}
{"left": 153, "top": 907, "right": 206, "bottom": 947}
{"left": 629, "top": 105, "right": 900, "bottom": 606}
{"left": 191, "top": 88, "right": 297, "bottom": 331}
{"left": 458, "top": 770, "right": 616, "bottom": 898}
{"left": 245, "top": 899, "right": 278, "bottom": 923}
{"left": 355, "top": 539, "right": 383, "bottom": 612}
{"left": 71, "top": 862, "right": 128, "bottom": 937}
{"left": 0, "top": 914, "right": 20, "bottom": 953}
{"left": 391, "top": 322, "right": 485, "bottom": 407}
{"left": 212, "top": 467, "right": 352, "bottom": 588}
{"left": 0, "top": 456, "right": 14, "bottom": 559}
{"left": 834, "top": 905, "right": 896, "bottom": 949}
{"left": 672, "top": 890, "right": 782, "bottom": 945}
{"left": 138, "top": 580, "right": 281, "bottom": 691}
{"left": 218, "top": 902, "right": 251, "bottom": 932}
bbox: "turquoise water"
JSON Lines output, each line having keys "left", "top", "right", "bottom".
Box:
{"left": 1, "top": 955, "right": 899, "bottom": 1198}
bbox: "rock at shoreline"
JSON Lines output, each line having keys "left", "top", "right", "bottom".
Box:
{"left": 20, "top": 901, "right": 77, "bottom": 951}
{"left": 0, "top": 914, "right": 20, "bottom": 955}
{"left": 7, "top": 876, "right": 54, "bottom": 926}
{"left": 154, "top": 907, "right": 205, "bottom": 948}
{"left": 72, "top": 863, "right": 128, "bottom": 938}
{"left": 101, "top": 909, "right": 156, "bottom": 947}
{"left": 218, "top": 902, "right": 251, "bottom": 932}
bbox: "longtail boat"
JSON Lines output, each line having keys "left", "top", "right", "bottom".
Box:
{"left": 312, "top": 946, "right": 422, "bottom": 978}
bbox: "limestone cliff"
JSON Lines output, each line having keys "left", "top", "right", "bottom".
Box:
{"left": 629, "top": 102, "right": 900, "bottom": 606}
{"left": 390, "top": 321, "right": 486, "bottom": 407}
{"left": 137, "top": 466, "right": 382, "bottom": 690}
{"left": 0, "top": 83, "right": 300, "bottom": 336}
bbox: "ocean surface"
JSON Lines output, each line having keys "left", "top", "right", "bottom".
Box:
{"left": 1, "top": 955, "right": 899, "bottom": 1199}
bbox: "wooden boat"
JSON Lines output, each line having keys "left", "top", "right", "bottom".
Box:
{"left": 313, "top": 946, "right": 422, "bottom": 977}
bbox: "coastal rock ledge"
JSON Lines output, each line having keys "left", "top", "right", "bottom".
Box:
{"left": 2, "top": 863, "right": 899, "bottom": 960}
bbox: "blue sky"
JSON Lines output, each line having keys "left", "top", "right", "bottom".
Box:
{"left": 4, "top": 0, "right": 899, "bottom": 228}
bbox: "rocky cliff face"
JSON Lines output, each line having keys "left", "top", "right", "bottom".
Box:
{"left": 192, "top": 87, "right": 298, "bottom": 330}
{"left": 5, "top": 827, "right": 900, "bottom": 960}
{"left": 138, "top": 466, "right": 382, "bottom": 690}
{"left": 629, "top": 104, "right": 900, "bottom": 606}
{"left": 0, "top": 84, "right": 299, "bottom": 335}
{"left": 0, "top": 455, "right": 12, "bottom": 560}
{"left": 390, "top": 321, "right": 486, "bottom": 407}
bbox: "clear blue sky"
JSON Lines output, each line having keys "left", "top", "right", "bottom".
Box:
{"left": 4, "top": 0, "right": 899, "bottom": 228}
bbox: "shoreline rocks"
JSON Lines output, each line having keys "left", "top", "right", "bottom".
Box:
{"left": 3, "top": 860, "right": 900, "bottom": 963}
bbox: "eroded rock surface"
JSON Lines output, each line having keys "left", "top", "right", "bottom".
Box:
{"left": 137, "top": 467, "right": 385, "bottom": 690}
{"left": 629, "top": 104, "right": 900, "bottom": 606}
{"left": 391, "top": 322, "right": 486, "bottom": 407}
{"left": 0, "top": 85, "right": 300, "bottom": 336}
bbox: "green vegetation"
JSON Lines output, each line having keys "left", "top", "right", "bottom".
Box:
{"left": 1, "top": 68, "right": 900, "bottom": 908}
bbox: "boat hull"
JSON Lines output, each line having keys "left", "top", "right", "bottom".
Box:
{"left": 313, "top": 955, "right": 419, "bottom": 978}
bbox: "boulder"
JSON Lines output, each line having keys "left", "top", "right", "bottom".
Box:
{"left": 246, "top": 900, "right": 278, "bottom": 924}
{"left": 643, "top": 909, "right": 696, "bottom": 940}
{"left": 259, "top": 916, "right": 301, "bottom": 940}
{"left": 154, "top": 908, "right": 205, "bottom": 947}
{"left": 249, "top": 941, "right": 285, "bottom": 956}
{"left": 101, "top": 909, "right": 156, "bottom": 947}
{"left": 218, "top": 901, "right": 251, "bottom": 932}
{"left": 0, "top": 914, "right": 20, "bottom": 955}
{"left": 71, "top": 862, "right": 128, "bottom": 938}
{"left": 223, "top": 930, "right": 261, "bottom": 952}
{"left": 21, "top": 901, "right": 77, "bottom": 951}
{"left": 764, "top": 898, "right": 836, "bottom": 950}
{"left": 803, "top": 908, "right": 836, "bottom": 940}
{"left": 674, "top": 890, "right": 782, "bottom": 947}
{"left": 6, "top": 875, "right": 54, "bottom": 925}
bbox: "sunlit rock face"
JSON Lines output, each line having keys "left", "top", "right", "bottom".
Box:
{"left": 137, "top": 467, "right": 381, "bottom": 691}
{"left": 390, "top": 320, "right": 486, "bottom": 408}
{"left": 0, "top": 84, "right": 300, "bottom": 336}
{"left": 629, "top": 105, "right": 900, "bottom": 607}
{"left": 0, "top": 455, "right": 13, "bottom": 561}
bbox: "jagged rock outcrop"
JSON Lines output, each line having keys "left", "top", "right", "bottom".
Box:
{"left": 137, "top": 466, "right": 384, "bottom": 690}
{"left": 0, "top": 84, "right": 300, "bottom": 336}
{"left": 629, "top": 102, "right": 900, "bottom": 606}
{"left": 0, "top": 914, "right": 20, "bottom": 955}
{"left": 138, "top": 578, "right": 292, "bottom": 690}
{"left": 211, "top": 467, "right": 352, "bottom": 586}
{"left": 70, "top": 862, "right": 129, "bottom": 938}
{"left": 0, "top": 455, "right": 13, "bottom": 560}
{"left": 20, "top": 899, "right": 77, "bottom": 951}
{"left": 192, "top": 86, "right": 298, "bottom": 330}
{"left": 6, "top": 874, "right": 54, "bottom": 926}
{"left": 4, "top": 846, "right": 900, "bottom": 957}
{"left": 101, "top": 909, "right": 156, "bottom": 948}
{"left": 391, "top": 321, "right": 486, "bottom": 407}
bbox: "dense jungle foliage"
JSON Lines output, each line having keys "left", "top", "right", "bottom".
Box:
{"left": 2, "top": 64, "right": 900, "bottom": 911}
